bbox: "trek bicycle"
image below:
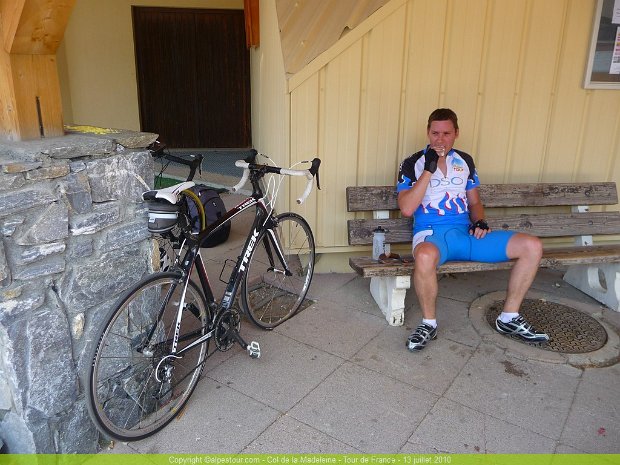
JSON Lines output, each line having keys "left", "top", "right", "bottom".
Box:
{"left": 85, "top": 150, "right": 321, "bottom": 441}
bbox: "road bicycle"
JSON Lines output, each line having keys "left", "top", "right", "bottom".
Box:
{"left": 85, "top": 149, "right": 321, "bottom": 441}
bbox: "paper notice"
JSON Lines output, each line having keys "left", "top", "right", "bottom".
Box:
{"left": 612, "top": 27, "right": 620, "bottom": 74}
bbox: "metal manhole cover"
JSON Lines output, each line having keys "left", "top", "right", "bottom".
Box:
{"left": 485, "top": 299, "right": 607, "bottom": 353}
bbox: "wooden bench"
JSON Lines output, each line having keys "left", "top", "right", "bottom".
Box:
{"left": 346, "top": 182, "right": 620, "bottom": 326}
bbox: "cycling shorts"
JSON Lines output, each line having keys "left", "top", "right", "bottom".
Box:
{"left": 412, "top": 224, "right": 515, "bottom": 266}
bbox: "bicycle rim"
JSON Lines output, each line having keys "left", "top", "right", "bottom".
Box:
{"left": 87, "top": 272, "right": 209, "bottom": 441}
{"left": 241, "top": 212, "right": 315, "bottom": 329}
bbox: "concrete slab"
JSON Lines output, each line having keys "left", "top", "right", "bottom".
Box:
{"left": 275, "top": 293, "right": 386, "bottom": 359}
{"left": 560, "top": 377, "right": 620, "bottom": 453}
{"left": 118, "top": 378, "right": 279, "bottom": 453}
{"left": 312, "top": 275, "right": 381, "bottom": 318}
{"left": 288, "top": 362, "right": 438, "bottom": 453}
{"left": 206, "top": 330, "right": 343, "bottom": 412}
{"left": 244, "top": 414, "right": 360, "bottom": 453}
{"left": 407, "top": 397, "right": 557, "bottom": 453}
{"left": 353, "top": 325, "right": 475, "bottom": 396}
{"left": 94, "top": 266, "right": 620, "bottom": 456}
{"left": 443, "top": 343, "right": 580, "bottom": 439}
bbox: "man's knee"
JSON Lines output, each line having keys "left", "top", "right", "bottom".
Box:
{"left": 507, "top": 233, "right": 542, "bottom": 260}
{"left": 414, "top": 242, "right": 440, "bottom": 270}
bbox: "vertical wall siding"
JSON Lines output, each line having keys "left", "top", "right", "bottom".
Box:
{"left": 286, "top": 0, "right": 620, "bottom": 250}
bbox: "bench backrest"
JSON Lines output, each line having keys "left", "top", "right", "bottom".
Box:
{"left": 347, "top": 182, "right": 620, "bottom": 246}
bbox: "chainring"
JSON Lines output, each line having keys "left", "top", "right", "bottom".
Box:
{"left": 214, "top": 309, "right": 241, "bottom": 352}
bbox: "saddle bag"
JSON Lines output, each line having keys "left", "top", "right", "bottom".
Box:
{"left": 185, "top": 185, "right": 230, "bottom": 247}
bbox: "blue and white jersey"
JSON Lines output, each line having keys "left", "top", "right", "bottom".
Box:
{"left": 396, "top": 147, "right": 480, "bottom": 229}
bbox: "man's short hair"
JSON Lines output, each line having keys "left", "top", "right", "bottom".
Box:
{"left": 427, "top": 108, "right": 459, "bottom": 131}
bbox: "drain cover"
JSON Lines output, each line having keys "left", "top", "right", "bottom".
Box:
{"left": 486, "top": 299, "right": 607, "bottom": 353}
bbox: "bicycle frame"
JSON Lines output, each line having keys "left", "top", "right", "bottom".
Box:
{"left": 155, "top": 189, "right": 288, "bottom": 359}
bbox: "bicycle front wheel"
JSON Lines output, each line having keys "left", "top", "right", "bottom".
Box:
{"left": 241, "top": 212, "right": 315, "bottom": 329}
{"left": 86, "top": 272, "right": 210, "bottom": 441}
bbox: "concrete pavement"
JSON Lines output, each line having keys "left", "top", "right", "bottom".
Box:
{"left": 104, "top": 193, "right": 620, "bottom": 455}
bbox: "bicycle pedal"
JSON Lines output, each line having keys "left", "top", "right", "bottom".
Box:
{"left": 247, "top": 341, "right": 261, "bottom": 359}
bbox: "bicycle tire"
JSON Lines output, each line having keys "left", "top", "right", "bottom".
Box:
{"left": 86, "top": 272, "right": 210, "bottom": 441}
{"left": 241, "top": 212, "right": 315, "bottom": 329}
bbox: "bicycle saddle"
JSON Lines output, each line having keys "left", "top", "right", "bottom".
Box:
{"left": 142, "top": 181, "right": 196, "bottom": 204}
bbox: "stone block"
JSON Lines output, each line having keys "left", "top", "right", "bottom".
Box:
{"left": 56, "top": 401, "right": 99, "bottom": 453}
{"left": 0, "top": 173, "right": 25, "bottom": 191}
{"left": 57, "top": 171, "right": 93, "bottom": 214}
{"left": 0, "top": 288, "right": 45, "bottom": 322}
{"left": 70, "top": 161, "right": 86, "bottom": 172}
{"left": 0, "top": 188, "right": 57, "bottom": 218}
{"left": 9, "top": 242, "right": 66, "bottom": 265}
{"left": 1, "top": 161, "right": 43, "bottom": 173}
{"left": 12, "top": 256, "right": 65, "bottom": 281}
{"left": 86, "top": 151, "right": 153, "bottom": 202}
{"left": 69, "top": 203, "right": 120, "bottom": 236}
{"left": 101, "top": 220, "right": 151, "bottom": 252}
{"left": 0, "top": 411, "right": 35, "bottom": 453}
{"left": 23, "top": 408, "right": 54, "bottom": 453}
{"left": 66, "top": 237, "right": 94, "bottom": 259}
{"left": 58, "top": 246, "right": 147, "bottom": 313}
{"left": 0, "top": 134, "right": 115, "bottom": 160}
{"left": 13, "top": 203, "right": 68, "bottom": 245}
{"left": 25, "top": 165, "right": 70, "bottom": 182}
{"left": 0, "top": 241, "right": 7, "bottom": 283}
{"left": 1, "top": 217, "right": 24, "bottom": 237}
{"left": 24, "top": 307, "right": 78, "bottom": 416}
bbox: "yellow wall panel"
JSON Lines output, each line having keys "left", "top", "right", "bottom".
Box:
{"left": 543, "top": 0, "right": 591, "bottom": 182}
{"left": 358, "top": 8, "right": 407, "bottom": 185}
{"left": 319, "top": 42, "right": 364, "bottom": 247}
{"left": 290, "top": 74, "right": 320, "bottom": 236}
{"left": 475, "top": 0, "right": 526, "bottom": 182}
{"left": 441, "top": 0, "right": 488, "bottom": 149}
{"left": 507, "top": 0, "right": 567, "bottom": 183}
{"left": 400, "top": 0, "right": 448, "bottom": 155}
{"left": 578, "top": 91, "right": 620, "bottom": 182}
{"left": 284, "top": 0, "right": 620, "bottom": 253}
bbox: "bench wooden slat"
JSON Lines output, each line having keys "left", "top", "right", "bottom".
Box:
{"left": 346, "top": 182, "right": 618, "bottom": 211}
{"left": 349, "top": 245, "right": 620, "bottom": 278}
{"left": 347, "top": 211, "right": 620, "bottom": 245}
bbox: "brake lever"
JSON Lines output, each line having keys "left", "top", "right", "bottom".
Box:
{"left": 310, "top": 158, "right": 321, "bottom": 190}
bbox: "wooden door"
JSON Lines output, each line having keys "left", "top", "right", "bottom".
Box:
{"left": 133, "top": 7, "right": 251, "bottom": 148}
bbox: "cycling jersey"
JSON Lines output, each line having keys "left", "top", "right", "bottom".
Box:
{"left": 397, "top": 147, "right": 479, "bottom": 229}
{"left": 397, "top": 146, "right": 514, "bottom": 265}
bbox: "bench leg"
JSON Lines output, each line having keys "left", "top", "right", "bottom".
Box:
{"left": 370, "top": 276, "right": 411, "bottom": 326}
{"left": 563, "top": 264, "right": 620, "bottom": 312}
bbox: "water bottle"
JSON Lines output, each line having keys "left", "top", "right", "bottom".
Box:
{"left": 372, "top": 226, "right": 389, "bottom": 260}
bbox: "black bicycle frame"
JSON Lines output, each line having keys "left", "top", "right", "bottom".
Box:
{"left": 166, "top": 193, "right": 278, "bottom": 357}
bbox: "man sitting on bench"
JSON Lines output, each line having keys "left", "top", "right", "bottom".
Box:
{"left": 397, "top": 108, "right": 549, "bottom": 351}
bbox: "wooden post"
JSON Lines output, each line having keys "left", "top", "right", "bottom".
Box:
{"left": 0, "top": 0, "right": 75, "bottom": 141}
{"left": 244, "top": 0, "right": 260, "bottom": 48}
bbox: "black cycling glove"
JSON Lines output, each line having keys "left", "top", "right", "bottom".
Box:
{"left": 469, "top": 219, "right": 489, "bottom": 234}
{"left": 424, "top": 149, "right": 439, "bottom": 174}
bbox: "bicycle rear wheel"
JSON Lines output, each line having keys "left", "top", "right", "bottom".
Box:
{"left": 241, "top": 212, "right": 315, "bottom": 329}
{"left": 86, "top": 272, "right": 210, "bottom": 441}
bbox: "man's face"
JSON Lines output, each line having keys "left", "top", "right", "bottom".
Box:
{"left": 427, "top": 120, "right": 459, "bottom": 154}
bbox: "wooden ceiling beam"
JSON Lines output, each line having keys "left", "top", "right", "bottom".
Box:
{"left": 0, "top": 0, "right": 74, "bottom": 141}
{"left": 2, "top": 0, "right": 75, "bottom": 54}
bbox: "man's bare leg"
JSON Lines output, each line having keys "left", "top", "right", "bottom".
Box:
{"left": 413, "top": 242, "right": 441, "bottom": 319}
{"left": 504, "top": 233, "right": 543, "bottom": 312}
{"left": 495, "top": 233, "right": 549, "bottom": 341}
{"left": 408, "top": 242, "right": 441, "bottom": 351}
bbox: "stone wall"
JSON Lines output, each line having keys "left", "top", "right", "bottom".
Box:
{"left": 0, "top": 129, "right": 158, "bottom": 453}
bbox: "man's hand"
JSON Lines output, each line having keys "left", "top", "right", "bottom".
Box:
{"left": 424, "top": 149, "right": 439, "bottom": 173}
{"left": 469, "top": 219, "right": 490, "bottom": 239}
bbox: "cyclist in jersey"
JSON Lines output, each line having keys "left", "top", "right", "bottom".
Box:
{"left": 397, "top": 108, "right": 549, "bottom": 351}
